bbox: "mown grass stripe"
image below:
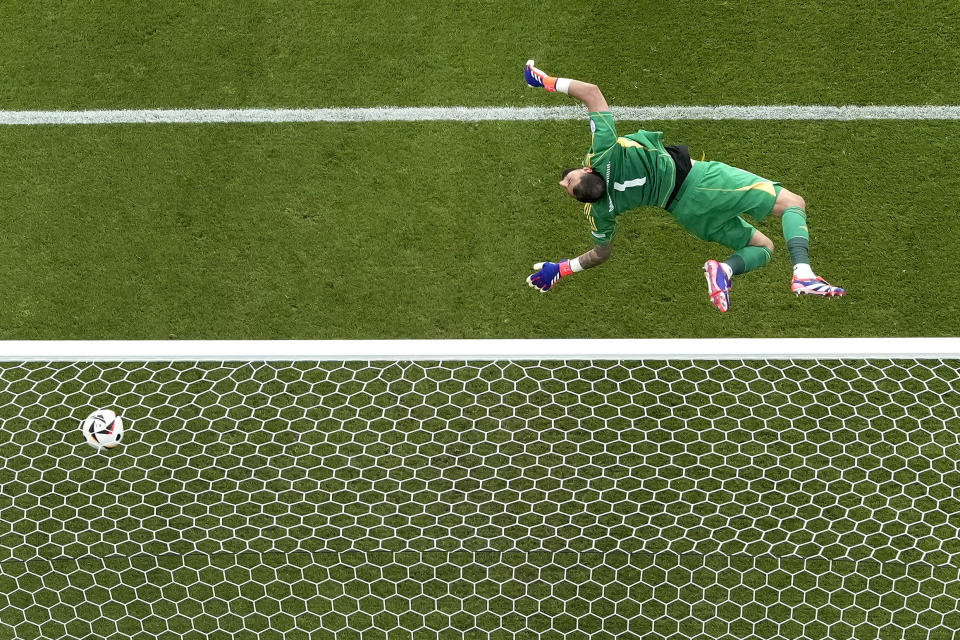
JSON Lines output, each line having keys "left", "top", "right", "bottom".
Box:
{"left": 2, "top": 105, "right": 960, "bottom": 125}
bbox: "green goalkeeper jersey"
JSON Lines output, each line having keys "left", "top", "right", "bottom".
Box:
{"left": 583, "top": 111, "right": 677, "bottom": 245}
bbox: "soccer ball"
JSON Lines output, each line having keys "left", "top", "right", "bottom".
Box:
{"left": 80, "top": 409, "right": 124, "bottom": 449}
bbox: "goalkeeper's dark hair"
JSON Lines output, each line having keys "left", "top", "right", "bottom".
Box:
{"left": 564, "top": 168, "right": 606, "bottom": 203}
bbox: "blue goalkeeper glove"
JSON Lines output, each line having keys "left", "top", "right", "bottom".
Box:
{"left": 524, "top": 60, "right": 558, "bottom": 92}
{"left": 527, "top": 260, "right": 574, "bottom": 292}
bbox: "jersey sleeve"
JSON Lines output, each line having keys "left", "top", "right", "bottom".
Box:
{"left": 585, "top": 111, "right": 618, "bottom": 167}
{"left": 585, "top": 203, "right": 615, "bottom": 246}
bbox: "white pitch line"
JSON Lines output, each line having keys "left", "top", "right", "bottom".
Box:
{"left": 2, "top": 105, "right": 960, "bottom": 125}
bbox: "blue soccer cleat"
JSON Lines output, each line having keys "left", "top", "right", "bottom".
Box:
{"left": 704, "top": 260, "right": 732, "bottom": 312}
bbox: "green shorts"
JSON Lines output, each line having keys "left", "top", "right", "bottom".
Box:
{"left": 666, "top": 160, "right": 781, "bottom": 250}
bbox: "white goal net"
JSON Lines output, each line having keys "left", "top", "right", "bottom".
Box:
{"left": 1, "top": 338, "right": 959, "bottom": 639}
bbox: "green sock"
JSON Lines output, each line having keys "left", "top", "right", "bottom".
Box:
{"left": 782, "top": 206, "right": 810, "bottom": 266}
{"left": 724, "top": 245, "right": 772, "bottom": 275}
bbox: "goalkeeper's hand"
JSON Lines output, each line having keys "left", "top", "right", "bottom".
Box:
{"left": 524, "top": 60, "right": 558, "bottom": 92}
{"left": 526, "top": 260, "right": 574, "bottom": 292}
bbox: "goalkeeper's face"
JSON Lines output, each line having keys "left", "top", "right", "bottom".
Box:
{"left": 559, "top": 167, "right": 605, "bottom": 203}
{"left": 559, "top": 168, "right": 589, "bottom": 197}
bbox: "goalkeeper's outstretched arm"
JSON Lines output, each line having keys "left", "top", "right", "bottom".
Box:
{"left": 524, "top": 60, "right": 609, "bottom": 112}
{"left": 523, "top": 60, "right": 614, "bottom": 293}
{"left": 526, "top": 243, "right": 612, "bottom": 293}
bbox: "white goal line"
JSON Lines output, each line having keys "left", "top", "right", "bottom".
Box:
{"left": 2, "top": 105, "right": 960, "bottom": 125}
{"left": 0, "top": 338, "right": 958, "bottom": 362}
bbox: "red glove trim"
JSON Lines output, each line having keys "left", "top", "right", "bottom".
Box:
{"left": 558, "top": 260, "right": 574, "bottom": 277}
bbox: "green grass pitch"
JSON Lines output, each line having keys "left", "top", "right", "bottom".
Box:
{"left": 2, "top": 1, "right": 960, "bottom": 638}
{"left": 0, "top": 0, "right": 959, "bottom": 338}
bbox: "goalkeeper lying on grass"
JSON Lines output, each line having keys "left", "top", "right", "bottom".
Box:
{"left": 523, "top": 60, "right": 845, "bottom": 312}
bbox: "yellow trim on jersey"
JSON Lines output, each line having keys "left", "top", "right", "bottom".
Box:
{"left": 616, "top": 137, "right": 646, "bottom": 150}
{"left": 584, "top": 203, "right": 599, "bottom": 231}
{"left": 698, "top": 181, "right": 777, "bottom": 196}
{"left": 587, "top": 137, "right": 647, "bottom": 167}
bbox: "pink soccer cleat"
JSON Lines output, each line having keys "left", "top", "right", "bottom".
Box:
{"left": 791, "top": 275, "right": 846, "bottom": 297}
{"left": 704, "top": 260, "right": 732, "bottom": 312}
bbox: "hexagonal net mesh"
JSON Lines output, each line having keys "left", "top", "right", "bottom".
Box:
{"left": 1, "top": 356, "right": 959, "bottom": 639}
